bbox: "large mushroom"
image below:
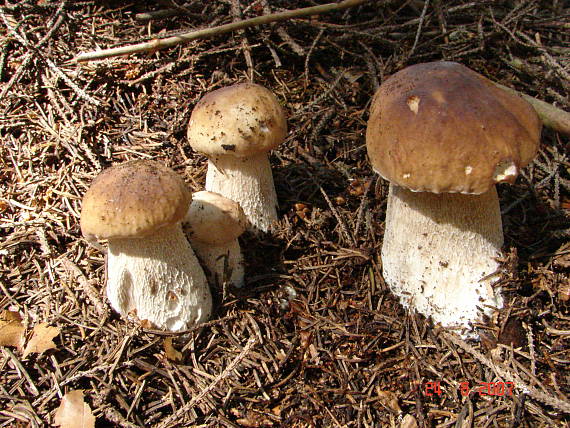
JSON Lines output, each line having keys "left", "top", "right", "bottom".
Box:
{"left": 184, "top": 191, "right": 248, "bottom": 288}
{"left": 80, "top": 160, "right": 212, "bottom": 331}
{"left": 187, "top": 82, "right": 287, "bottom": 233}
{"left": 366, "top": 61, "right": 541, "bottom": 331}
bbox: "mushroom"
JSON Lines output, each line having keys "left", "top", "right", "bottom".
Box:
{"left": 184, "top": 191, "right": 248, "bottom": 288}
{"left": 187, "top": 82, "right": 287, "bottom": 233}
{"left": 366, "top": 61, "right": 541, "bottom": 331}
{"left": 80, "top": 160, "right": 212, "bottom": 331}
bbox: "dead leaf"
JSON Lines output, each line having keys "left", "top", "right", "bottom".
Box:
{"left": 163, "top": 337, "right": 183, "bottom": 363}
{"left": 0, "top": 310, "right": 25, "bottom": 350}
{"left": 271, "top": 405, "right": 282, "bottom": 417}
{"left": 54, "top": 390, "right": 96, "bottom": 428}
{"left": 376, "top": 387, "right": 402, "bottom": 413}
{"left": 498, "top": 317, "right": 526, "bottom": 349}
{"left": 22, "top": 323, "right": 60, "bottom": 358}
{"left": 400, "top": 414, "right": 418, "bottom": 428}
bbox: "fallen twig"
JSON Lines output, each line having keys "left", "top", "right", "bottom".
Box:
{"left": 3, "top": 349, "right": 39, "bottom": 396}
{"left": 60, "top": 257, "right": 108, "bottom": 317}
{"left": 495, "top": 82, "right": 570, "bottom": 136}
{"left": 135, "top": 8, "right": 180, "bottom": 21}
{"left": 0, "top": 8, "right": 100, "bottom": 105}
{"left": 136, "top": 4, "right": 202, "bottom": 22}
{"left": 74, "top": 0, "right": 368, "bottom": 62}
{"left": 155, "top": 338, "right": 256, "bottom": 428}
{"left": 0, "top": 6, "right": 66, "bottom": 101}
{"left": 441, "top": 331, "right": 570, "bottom": 414}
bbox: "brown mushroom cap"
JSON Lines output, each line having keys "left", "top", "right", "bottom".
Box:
{"left": 186, "top": 191, "right": 247, "bottom": 245}
{"left": 366, "top": 61, "right": 542, "bottom": 194}
{"left": 187, "top": 83, "right": 287, "bottom": 158}
{"left": 81, "top": 160, "right": 191, "bottom": 240}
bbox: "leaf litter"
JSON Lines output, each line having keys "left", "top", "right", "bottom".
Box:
{"left": 54, "top": 390, "right": 96, "bottom": 428}
{"left": 0, "top": 1, "right": 569, "bottom": 427}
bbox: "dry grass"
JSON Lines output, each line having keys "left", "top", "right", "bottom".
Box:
{"left": 1, "top": 1, "right": 569, "bottom": 427}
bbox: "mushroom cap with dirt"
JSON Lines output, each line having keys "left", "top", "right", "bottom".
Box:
{"left": 184, "top": 191, "right": 248, "bottom": 288}
{"left": 80, "top": 160, "right": 212, "bottom": 331}
{"left": 187, "top": 82, "right": 287, "bottom": 233}
{"left": 366, "top": 61, "right": 541, "bottom": 332}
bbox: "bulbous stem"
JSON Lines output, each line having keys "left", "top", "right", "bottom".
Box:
{"left": 381, "top": 184, "right": 504, "bottom": 332}
{"left": 106, "top": 224, "right": 212, "bottom": 331}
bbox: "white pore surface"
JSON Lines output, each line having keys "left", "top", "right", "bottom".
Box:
{"left": 381, "top": 184, "right": 504, "bottom": 332}
{"left": 106, "top": 224, "right": 212, "bottom": 331}
{"left": 205, "top": 154, "right": 278, "bottom": 233}
{"left": 191, "top": 239, "right": 244, "bottom": 288}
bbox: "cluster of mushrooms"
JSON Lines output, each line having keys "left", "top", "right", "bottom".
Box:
{"left": 81, "top": 83, "right": 286, "bottom": 331}
{"left": 80, "top": 61, "right": 541, "bottom": 336}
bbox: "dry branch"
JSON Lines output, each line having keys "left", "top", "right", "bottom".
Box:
{"left": 155, "top": 338, "right": 256, "bottom": 428}
{"left": 441, "top": 332, "right": 570, "bottom": 414}
{"left": 74, "top": 0, "right": 367, "bottom": 62}
{"left": 72, "top": 0, "right": 570, "bottom": 139}
{"left": 495, "top": 82, "right": 570, "bottom": 136}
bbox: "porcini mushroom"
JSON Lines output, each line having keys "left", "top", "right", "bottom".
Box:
{"left": 184, "top": 191, "right": 247, "bottom": 288}
{"left": 80, "top": 160, "right": 212, "bottom": 331}
{"left": 366, "top": 61, "right": 541, "bottom": 331}
{"left": 187, "top": 83, "right": 287, "bottom": 233}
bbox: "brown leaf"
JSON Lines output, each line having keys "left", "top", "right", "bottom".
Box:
{"left": 0, "top": 310, "right": 25, "bottom": 350}
{"left": 376, "top": 387, "right": 402, "bottom": 413}
{"left": 498, "top": 317, "right": 526, "bottom": 349}
{"left": 163, "top": 337, "right": 183, "bottom": 363}
{"left": 54, "top": 390, "right": 96, "bottom": 428}
{"left": 22, "top": 323, "right": 60, "bottom": 358}
{"left": 400, "top": 414, "right": 418, "bottom": 428}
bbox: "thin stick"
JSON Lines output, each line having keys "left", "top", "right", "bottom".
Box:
{"left": 408, "top": 0, "right": 430, "bottom": 56}
{"left": 135, "top": 9, "right": 180, "bottom": 21}
{"left": 155, "top": 338, "right": 256, "bottom": 428}
{"left": 230, "top": 0, "right": 254, "bottom": 80}
{"left": 74, "top": 0, "right": 368, "bottom": 62}
{"left": 495, "top": 82, "right": 570, "bottom": 136}
{"left": 441, "top": 332, "right": 570, "bottom": 414}
{"left": 318, "top": 184, "right": 356, "bottom": 247}
{"left": 3, "top": 348, "right": 40, "bottom": 396}
{"left": 0, "top": 10, "right": 100, "bottom": 105}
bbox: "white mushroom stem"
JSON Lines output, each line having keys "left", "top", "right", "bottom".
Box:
{"left": 190, "top": 239, "right": 244, "bottom": 288}
{"left": 106, "top": 224, "right": 211, "bottom": 331}
{"left": 381, "top": 184, "right": 504, "bottom": 331}
{"left": 206, "top": 153, "right": 278, "bottom": 233}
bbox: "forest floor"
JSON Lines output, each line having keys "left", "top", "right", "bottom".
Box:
{"left": 1, "top": 1, "right": 569, "bottom": 427}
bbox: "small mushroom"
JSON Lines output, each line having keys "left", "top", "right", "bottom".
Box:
{"left": 366, "top": 61, "right": 541, "bottom": 331}
{"left": 184, "top": 191, "right": 247, "bottom": 288}
{"left": 80, "top": 160, "right": 212, "bottom": 331}
{"left": 187, "top": 83, "right": 287, "bottom": 233}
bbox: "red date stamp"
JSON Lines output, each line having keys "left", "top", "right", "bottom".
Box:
{"left": 420, "top": 381, "right": 514, "bottom": 397}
